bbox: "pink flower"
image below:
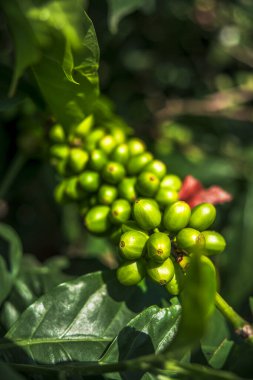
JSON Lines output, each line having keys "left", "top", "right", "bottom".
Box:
{"left": 179, "top": 175, "right": 233, "bottom": 208}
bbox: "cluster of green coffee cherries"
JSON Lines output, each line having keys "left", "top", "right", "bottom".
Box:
{"left": 49, "top": 115, "right": 226, "bottom": 295}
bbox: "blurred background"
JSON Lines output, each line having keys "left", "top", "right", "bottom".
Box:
{"left": 1, "top": 0, "right": 253, "bottom": 316}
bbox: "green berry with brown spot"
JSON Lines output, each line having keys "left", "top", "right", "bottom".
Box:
{"left": 102, "top": 161, "right": 126, "bottom": 184}
{"left": 146, "top": 257, "right": 175, "bottom": 285}
{"left": 110, "top": 199, "right": 132, "bottom": 225}
{"left": 119, "top": 230, "right": 149, "bottom": 260}
{"left": 136, "top": 171, "right": 160, "bottom": 197}
{"left": 147, "top": 232, "right": 171, "bottom": 262}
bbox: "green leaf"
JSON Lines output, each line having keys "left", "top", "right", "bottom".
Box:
{"left": 0, "top": 271, "right": 158, "bottom": 364}
{"left": 107, "top": 0, "right": 155, "bottom": 33}
{"left": 30, "top": 1, "right": 100, "bottom": 129}
{"left": 0, "top": 256, "right": 71, "bottom": 333}
{"left": 0, "top": 0, "right": 41, "bottom": 96}
{"left": 0, "top": 224, "right": 22, "bottom": 306}
{"left": 101, "top": 304, "right": 181, "bottom": 364}
{"left": 249, "top": 297, "right": 253, "bottom": 315}
{"left": 201, "top": 309, "right": 234, "bottom": 369}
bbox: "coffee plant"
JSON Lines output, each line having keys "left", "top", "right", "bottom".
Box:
{"left": 1, "top": 1, "right": 253, "bottom": 379}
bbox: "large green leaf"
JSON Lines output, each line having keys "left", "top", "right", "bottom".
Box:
{"left": 201, "top": 309, "right": 234, "bottom": 369}
{"left": 101, "top": 304, "right": 181, "bottom": 365}
{"left": 107, "top": 0, "right": 155, "bottom": 33}
{"left": 0, "top": 271, "right": 159, "bottom": 364}
{"left": 0, "top": 224, "right": 22, "bottom": 306}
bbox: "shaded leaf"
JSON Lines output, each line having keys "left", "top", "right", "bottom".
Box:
{"left": 0, "top": 361, "right": 25, "bottom": 380}
{"left": 0, "top": 224, "right": 22, "bottom": 306}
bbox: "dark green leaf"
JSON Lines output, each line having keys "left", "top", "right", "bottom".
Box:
{"left": 0, "top": 257, "right": 70, "bottom": 332}
{"left": 101, "top": 304, "right": 181, "bottom": 364}
{"left": 0, "top": 0, "right": 41, "bottom": 96}
{"left": 249, "top": 297, "right": 253, "bottom": 315}
{"left": 0, "top": 224, "right": 22, "bottom": 305}
{"left": 0, "top": 361, "right": 25, "bottom": 380}
{"left": 0, "top": 271, "right": 158, "bottom": 364}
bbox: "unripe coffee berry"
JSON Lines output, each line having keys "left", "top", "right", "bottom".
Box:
{"left": 155, "top": 188, "right": 179, "bottom": 208}
{"left": 165, "top": 263, "right": 185, "bottom": 295}
{"left": 79, "top": 171, "right": 100, "bottom": 192}
{"left": 68, "top": 148, "right": 89, "bottom": 173}
{"left": 89, "top": 149, "right": 107, "bottom": 171}
{"left": 163, "top": 201, "right": 191, "bottom": 232}
{"left": 110, "top": 126, "right": 126, "bottom": 144}
{"left": 133, "top": 199, "right": 161, "bottom": 230}
{"left": 119, "top": 230, "right": 149, "bottom": 260}
{"left": 110, "top": 199, "right": 132, "bottom": 225}
{"left": 84, "top": 205, "right": 111, "bottom": 234}
{"left": 98, "top": 185, "right": 118, "bottom": 205}
{"left": 147, "top": 232, "right": 171, "bottom": 262}
{"left": 99, "top": 135, "right": 117, "bottom": 154}
{"left": 54, "top": 181, "right": 68, "bottom": 204}
{"left": 74, "top": 114, "right": 94, "bottom": 138}
{"left": 116, "top": 260, "right": 145, "bottom": 286}
{"left": 49, "top": 124, "right": 65, "bottom": 143}
{"left": 143, "top": 160, "right": 167, "bottom": 180}
{"left": 121, "top": 220, "right": 148, "bottom": 235}
{"left": 111, "top": 144, "right": 129, "bottom": 164}
{"left": 188, "top": 203, "right": 216, "bottom": 231}
{"left": 127, "top": 152, "right": 153, "bottom": 175}
{"left": 65, "top": 177, "right": 86, "bottom": 200}
{"left": 201, "top": 231, "right": 226, "bottom": 256}
{"left": 86, "top": 128, "right": 105, "bottom": 146}
{"left": 146, "top": 257, "right": 175, "bottom": 285}
{"left": 136, "top": 172, "right": 160, "bottom": 197}
{"left": 102, "top": 162, "right": 126, "bottom": 184}
{"left": 176, "top": 228, "right": 205, "bottom": 254}
{"left": 118, "top": 177, "right": 137, "bottom": 202}
{"left": 128, "top": 138, "right": 146, "bottom": 156}
{"left": 160, "top": 174, "right": 182, "bottom": 191}
{"left": 50, "top": 144, "right": 69, "bottom": 160}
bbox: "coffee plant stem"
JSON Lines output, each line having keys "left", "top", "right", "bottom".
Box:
{"left": 0, "top": 152, "right": 27, "bottom": 199}
{"left": 215, "top": 292, "right": 253, "bottom": 340}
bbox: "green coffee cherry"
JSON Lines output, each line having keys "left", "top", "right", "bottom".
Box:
{"left": 53, "top": 159, "right": 68, "bottom": 176}
{"left": 116, "top": 260, "right": 145, "bottom": 286}
{"left": 84, "top": 205, "right": 111, "bottom": 234}
{"left": 188, "top": 203, "right": 216, "bottom": 231}
{"left": 74, "top": 114, "right": 94, "bottom": 138}
{"left": 79, "top": 171, "right": 100, "bottom": 192}
{"left": 136, "top": 172, "right": 160, "bottom": 197}
{"left": 68, "top": 148, "right": 89, "bottom": 173}
{"left": 127, "top": 152, "right": 153, "bottom": 175}
{"left": 65, "top": 177, "right": 86, "bottom": 200}
{"left": 177, "top": 254, "right": 191, "bottom": 271}
{"left": 121, "top": 220, "right": 148, "bottom": 236}
{"left": 118, "top": 177, "right": 137, "bottom": 202}
{"left": 147, "top": 232, "right": 171, "bottom": 262}
{"left": 89, "top": 149, "right": 107, "bottom": 171}
{"left": 128, "top": 138, "right": 146, "bottom": 156}
{"left": 110, "top": 126, "right": 126, "bottom": 144}
{"left": 119, "top": 230, "right": 149, "bottom": 260}
{"left": 163, "top": 201, "right": 191, "bottom": 232}
{"left": 99, "top": 135, "right": 117, "bottom": 154}
{"left": 144, "top": 160, "right": 166, "bottom": 180}
{"left": 146, "top": 258, "right": 175, "bottom": 285}
{"left": 160, "top": 174, "right": 182, "bottom": 191}
{"left": 155, "top": 188, "right": 179, "bottom": 208}
{"left": 176, "top": 228, "right": 205, "bottom": 254}
{"left": 111, "top": 143, "right": 129, "bottom": 164}
{"left": 54, "top": 181, "right": 68, "bottom": 204}
{"left": 110, "top": 199, "right": 132, "bottom": 225}
{"left": 49, "top": 124, "right": 65, "bottom": 143}
{"left": 98, "top": 185, "right": 118, "bottom": 205}
{"left": 201, "top": 231, "right": 226, "bottom": 256}
{"left": 165, "top": 263, "right": 185, "bottom": 295}
{"left": 102, "top": 162, "right": 126, "bottom": 184}
{"left": 133, "top": 199, "right": 161, "bottom": 230}
{"left": 50, "top": 144, "right": 69, "bottom": 160}
{"left": 86, "top": 128, "right": 105, "bottom": 147}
